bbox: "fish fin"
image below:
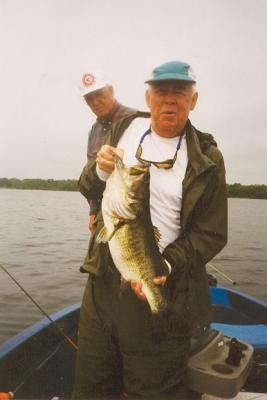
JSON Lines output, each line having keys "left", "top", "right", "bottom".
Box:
{"left": 96, "top": 226, "right": 110, "bottom": 243}
{"left": 153, "top": 226, "right": 161, "bottom": 244}
{"left": 96, "top": 221, "right": 125, "bottom": 244}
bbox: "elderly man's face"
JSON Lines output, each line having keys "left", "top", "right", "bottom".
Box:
{"left": 84, "top": 86, "right": 115, "bottom": 119}
{"left": 145, "top": 82, "right": 198, "bottom": 137}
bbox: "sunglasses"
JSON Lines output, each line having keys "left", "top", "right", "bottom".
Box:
{"left": 135, "top": 127, "right": 184, "bottom": 169}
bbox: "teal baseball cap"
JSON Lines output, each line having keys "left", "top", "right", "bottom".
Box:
{"left": 145, "top": 61, "right": 196, "bottom": 84}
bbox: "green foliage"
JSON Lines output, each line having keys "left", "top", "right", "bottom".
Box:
{"left": 0, "top": 178, "right": 79, "bottom": 192}
{"left": 226, "top": 183, "right": 267, "bottom": 199}
{"left": 0, "top": 179, "right": 267, "bottom": 199}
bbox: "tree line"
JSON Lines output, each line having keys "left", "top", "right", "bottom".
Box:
{"left": 0, "top": 178, "right": 78, "bottom": 192}
{"left": 0, "top": 178, "right": 267, "bottom": 199}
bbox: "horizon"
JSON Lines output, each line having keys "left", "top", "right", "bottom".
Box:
{"left": 1, "top": 177, "right": 267, "bottom": 187}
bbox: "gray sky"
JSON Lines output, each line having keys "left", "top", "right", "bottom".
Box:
{"left": 0, "top": 0, "right": 266, "bottom": 184}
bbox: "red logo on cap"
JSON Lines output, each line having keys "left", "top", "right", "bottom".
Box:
{"left": 82, "top": 73, "right": 95, "bottom": 87}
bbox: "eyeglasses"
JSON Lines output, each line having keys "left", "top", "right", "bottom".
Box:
{"left": 135, "top": 127, "right": 184, "bottom": 169}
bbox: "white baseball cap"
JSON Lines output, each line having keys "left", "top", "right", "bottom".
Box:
{"left": 79, "top": 71, "right": 109, "bottom": 97}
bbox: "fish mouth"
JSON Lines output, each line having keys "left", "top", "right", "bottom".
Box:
{"left": 114, "top": 153, "right": 124, "bottom": 169}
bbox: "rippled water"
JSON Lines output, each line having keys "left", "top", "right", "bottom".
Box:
{"left": 0, "top": 189, "right": 88, "bottom": 345}
{"left": 0, "top": 189, "right": 267, "bottom": 345}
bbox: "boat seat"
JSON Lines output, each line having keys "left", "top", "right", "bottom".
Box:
{"left": 210, "top": 323, "right": 267, "bottom": 348}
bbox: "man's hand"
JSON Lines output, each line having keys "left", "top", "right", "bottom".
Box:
{"left": 96, "top": 145, "right": 116, "bottom": 174}
{"left": 130, "top": 276, "right": 167, "bottom": 302}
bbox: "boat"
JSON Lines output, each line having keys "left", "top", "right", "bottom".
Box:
{"left": 0, "top": 286, "right": 267, "bottom": 399}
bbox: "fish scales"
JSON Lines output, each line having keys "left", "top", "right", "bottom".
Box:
{"left": 110, "top": 221, "right": 167, "bottom": 314}
{"left": 113, "top": 219, "right": 159, "bottom": 281}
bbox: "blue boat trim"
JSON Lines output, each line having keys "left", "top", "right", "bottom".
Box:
{"left": 0, "top": 303, "right": 80, "bottom": 359}
{"left": 210, "top": 287, "right": 230, "bottom": 307}
{"left": 210, "top": 322, "right": 267, "bottom": 348}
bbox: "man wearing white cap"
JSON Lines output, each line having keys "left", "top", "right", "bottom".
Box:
{"left": 80, "top": 72, "right": 136, "bottom": 231}
{"left": 73, "top": 61, "right": 227, "bottom": 399}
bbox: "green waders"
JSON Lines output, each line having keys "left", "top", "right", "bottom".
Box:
{"left": 72, "top": 268, "right": 192, "bottom": 399}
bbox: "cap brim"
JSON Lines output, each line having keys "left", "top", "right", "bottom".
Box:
{"left": 145, "top": 73, "right": 196, "bottom": 84}
{"left": 81, "top": 82, "right": 109, "bottom": 97}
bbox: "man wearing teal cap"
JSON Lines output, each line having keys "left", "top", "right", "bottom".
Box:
{"left": 73, "top": 61, "right": 227, "bottom": 399}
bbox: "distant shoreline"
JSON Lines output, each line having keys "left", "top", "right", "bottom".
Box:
{"left": 0, "top": 178, "right": 267, "bottom": 199}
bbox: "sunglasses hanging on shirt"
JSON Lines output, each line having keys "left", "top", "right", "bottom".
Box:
{"left": 135, "top": 127, "right": 184, "bottom": 169}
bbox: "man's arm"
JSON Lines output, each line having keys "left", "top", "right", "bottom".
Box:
{"left": 79, "top": 143, "right": 118, "bottom": 201}
{"left": 163, "top": 154, "right": 228, "bottom": 274}
{"left": 78, "top": 155, "right": 106, "bottom": 201}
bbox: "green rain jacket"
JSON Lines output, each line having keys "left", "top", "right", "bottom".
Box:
{"left": 78, "top": 112, "right": 228, "bottom": 334}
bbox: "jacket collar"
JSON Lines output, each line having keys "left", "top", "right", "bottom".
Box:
{"left": 185, "top": 120, "right": 216, "bottom": 177}
{"left": 181, "top": 120, "right": 218, "bottom": 228}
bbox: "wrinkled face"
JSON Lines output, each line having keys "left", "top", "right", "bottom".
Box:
{"left": 145, "top": 81, "right": 198, "bottom": 138}
{"left": 84, "top": 86, "right": 115, "bottom": 118}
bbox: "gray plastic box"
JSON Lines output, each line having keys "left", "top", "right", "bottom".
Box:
{"left": 187, "top": 331, "right": 254, "bottom": 398}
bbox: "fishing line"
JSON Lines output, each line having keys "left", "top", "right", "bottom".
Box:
{"left": 207, "top": 263, "right": 237, "bottom": 285}
{"left": 0, "top": 263, "right": 78, "bottom": 351}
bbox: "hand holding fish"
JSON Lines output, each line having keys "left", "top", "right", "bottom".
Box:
{"left": 131, "top": 276, "right": 167, "bottom": 302}
{"left": 96, "top": 145, "right": 117, "bottom": 174}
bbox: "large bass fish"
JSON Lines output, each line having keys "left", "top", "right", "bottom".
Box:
{"left": 97, "top": 149, "right": 170, "bottom": 315}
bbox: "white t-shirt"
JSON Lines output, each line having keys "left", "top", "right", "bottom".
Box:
{"left": 98, "top": 118, "right": 188, "bottom": 253}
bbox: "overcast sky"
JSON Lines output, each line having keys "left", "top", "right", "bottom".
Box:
{"left": 0, "top": 0, "right": 266, "bottom": 184}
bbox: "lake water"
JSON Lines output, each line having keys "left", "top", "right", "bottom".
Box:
{"left": 0, "top": 189, "right": 267, "bottom": 345}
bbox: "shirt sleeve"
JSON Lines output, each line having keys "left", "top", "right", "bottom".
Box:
{"left": 95, "top": 164, "right": 110, "bottom": 181}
